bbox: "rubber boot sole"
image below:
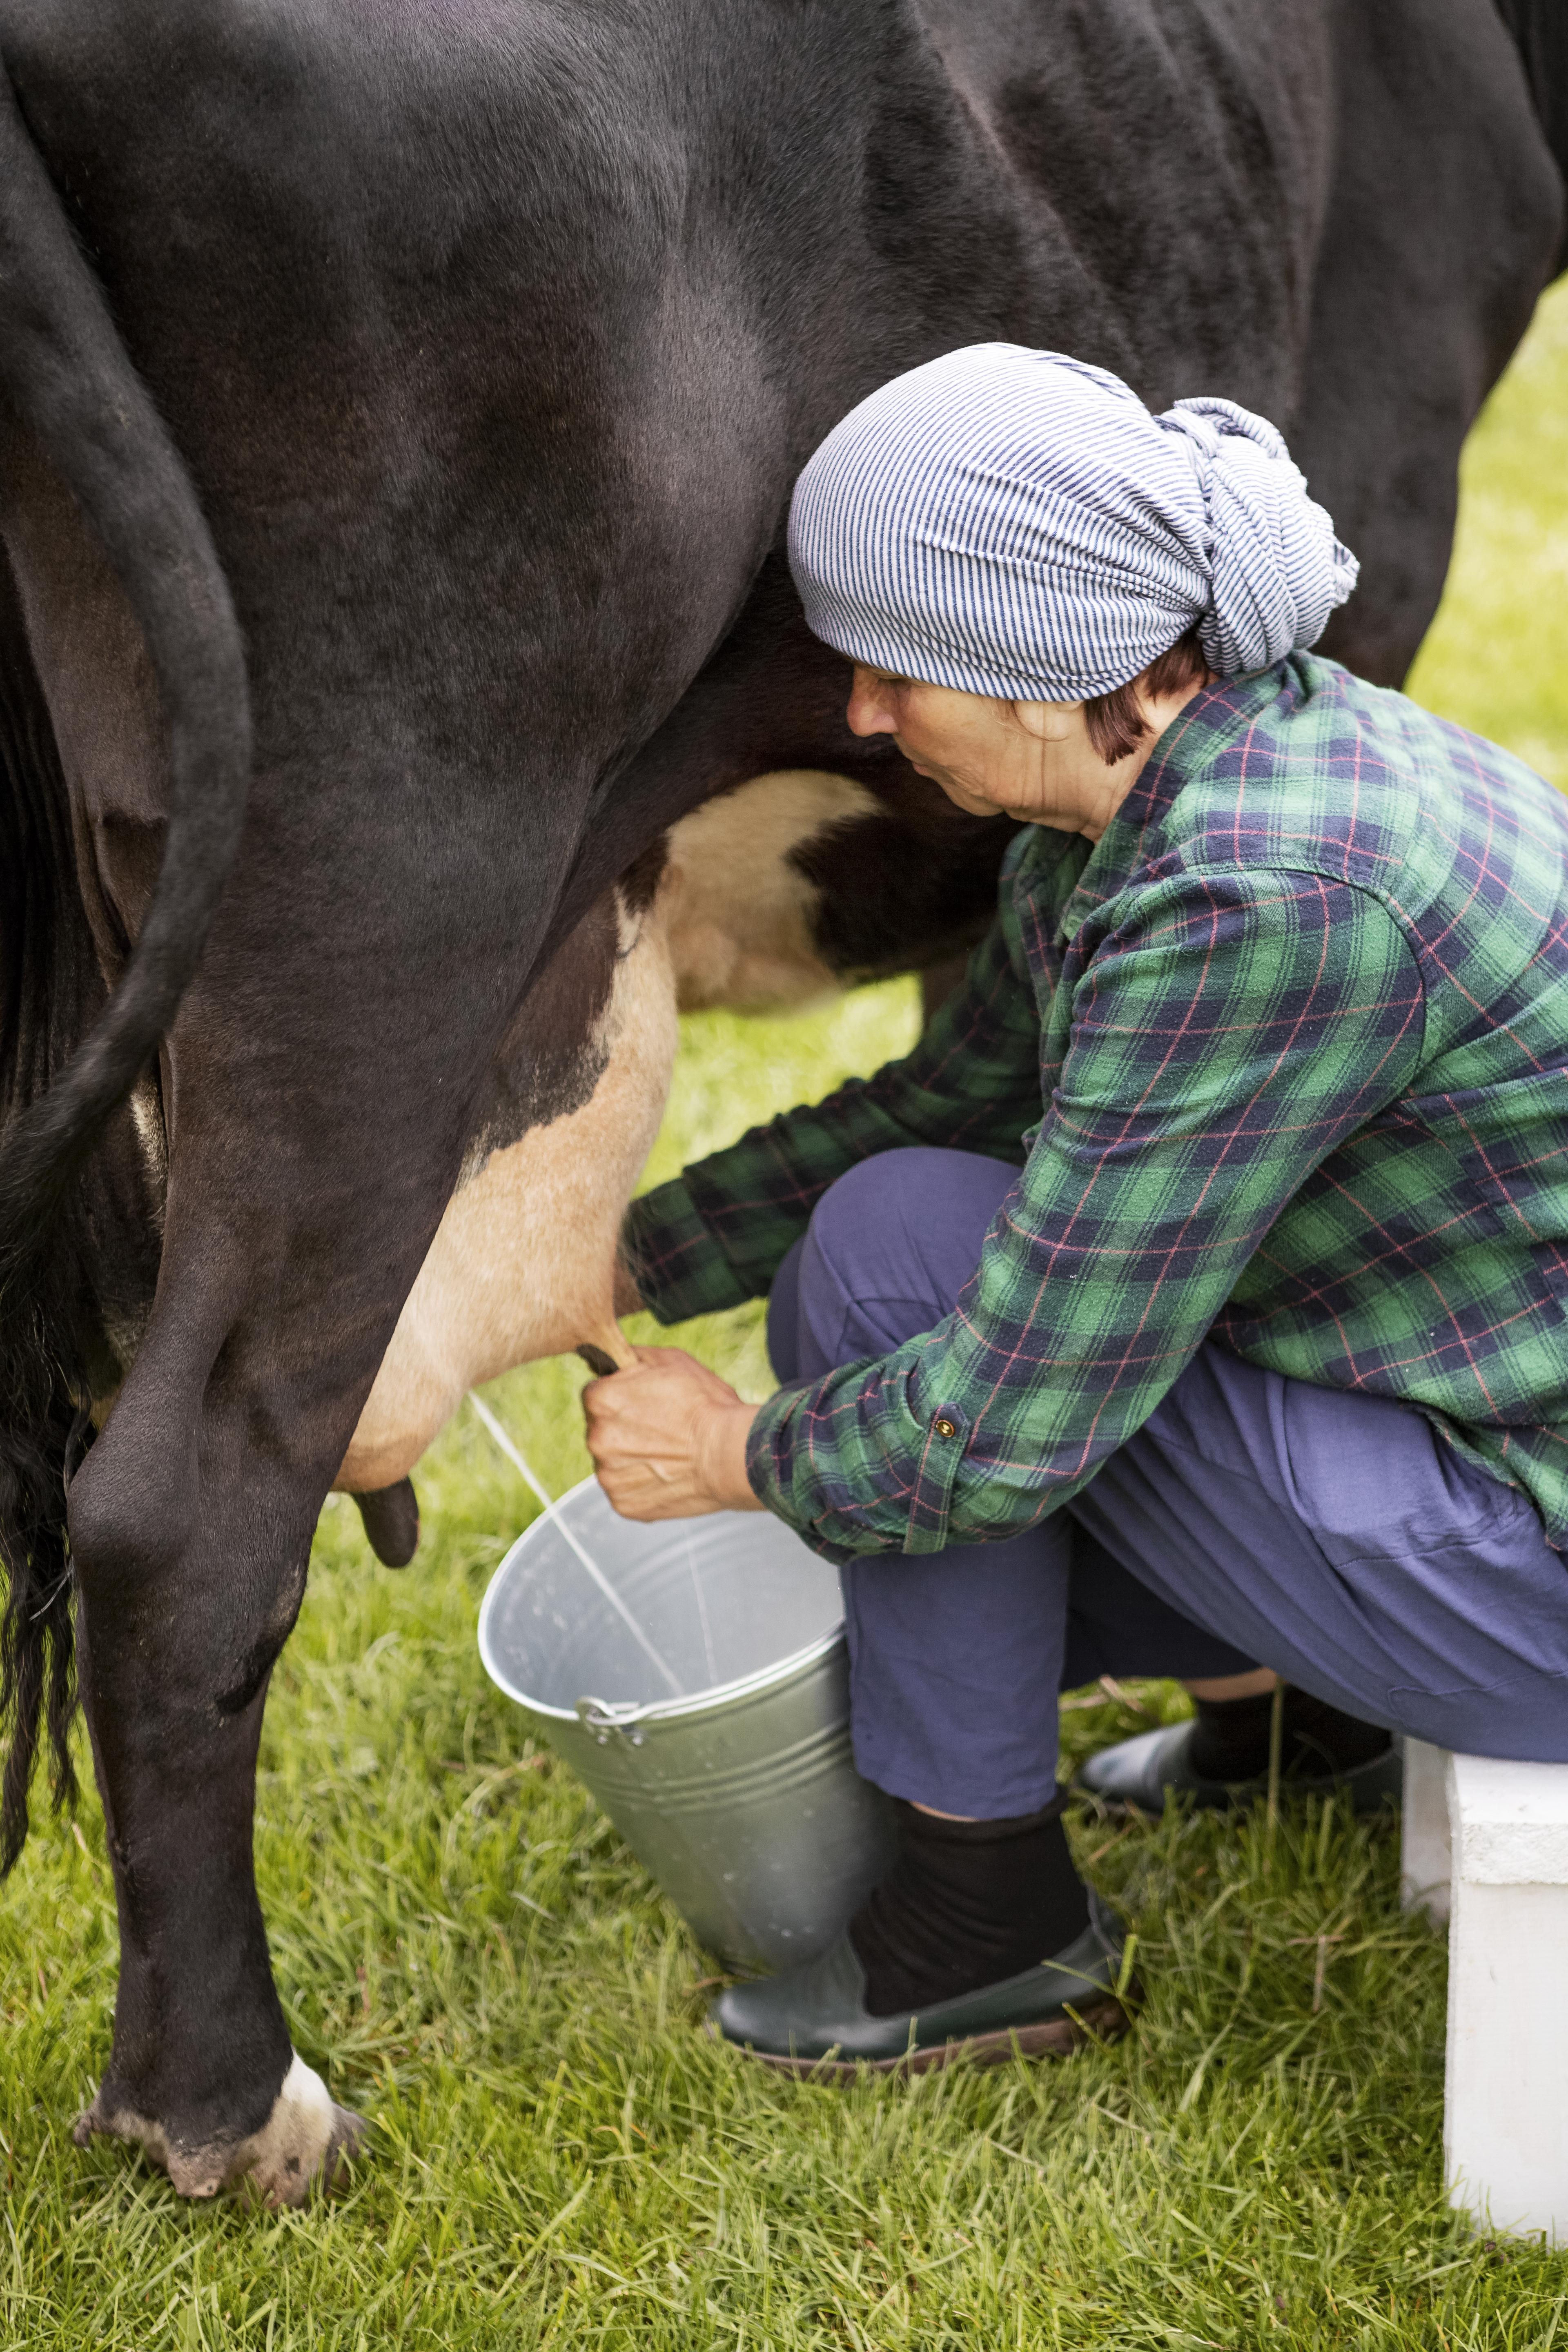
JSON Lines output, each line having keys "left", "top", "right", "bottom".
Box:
{"left": 708, "top": 1991, "right": 1134, "bottom": 2079}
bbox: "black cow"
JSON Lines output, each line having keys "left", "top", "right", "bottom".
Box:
{"left": 0, "top": 0, "right": 1561, "bottom": 2203}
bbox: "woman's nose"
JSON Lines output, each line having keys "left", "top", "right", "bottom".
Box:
{"left": 846, "top": 667, "right": 897, "bottom": 737}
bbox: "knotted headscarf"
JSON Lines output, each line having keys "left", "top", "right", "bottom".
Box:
{"left": 787, "top": 345, "right": 1359, "bottom": 700}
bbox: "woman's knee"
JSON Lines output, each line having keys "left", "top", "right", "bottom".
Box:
{"left": 795, "top": 1148, "right": 1017, "bottom": 1375}
{"left": 765, "top": 1235, "right": 808, "bottom": 1384}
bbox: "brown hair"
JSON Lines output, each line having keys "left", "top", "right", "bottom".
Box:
{"left": 1082, "top": 624, "right": 1208, "bottom": 765}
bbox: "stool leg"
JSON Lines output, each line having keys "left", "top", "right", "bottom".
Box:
{"left": 1444, "top": 1753, "right": 1568, "bottom": 2243}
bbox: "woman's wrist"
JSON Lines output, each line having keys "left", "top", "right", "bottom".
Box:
{"left": 698, "top": 1399, "right": 766, "bottom": 1512}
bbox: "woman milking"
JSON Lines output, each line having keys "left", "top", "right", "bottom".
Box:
{"left": 581, "top": 345, "right": 1568, "bottom": 2070}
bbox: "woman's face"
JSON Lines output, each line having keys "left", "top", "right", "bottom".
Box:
{"left": 845, "top": 662, "right": 1204, "bottom": 840}
{"left": 846, "top": 665, "right": 1112, "bottom": 835}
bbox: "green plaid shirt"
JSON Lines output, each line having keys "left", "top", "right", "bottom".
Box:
{"left": 624, "top": 657, "right": 1568, "bottom": 1564}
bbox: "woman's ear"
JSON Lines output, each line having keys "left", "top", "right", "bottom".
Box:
{"left": 1011, "top": 697, "right": 1086, "bottom": 744}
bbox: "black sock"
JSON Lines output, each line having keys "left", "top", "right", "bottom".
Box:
{"left": 848, "top": 1797, "right": 1090, "bottom": 2018}
{"left": 1186, "top": 1685, "right": 1391, "bottom": 1783}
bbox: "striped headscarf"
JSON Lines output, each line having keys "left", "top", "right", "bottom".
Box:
{"left": 787, "top": 345, "right": 1359, "bottom": 702}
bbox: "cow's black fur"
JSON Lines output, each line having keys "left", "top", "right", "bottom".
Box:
{"left": 0, "top": 52, "right": 251, "bottom": 1875}
{"left": 1499, "top": 0, "right": 1568, "bottom": 271}
{"left": 0, "top": 0, "right": 1561, "bottom": 2186}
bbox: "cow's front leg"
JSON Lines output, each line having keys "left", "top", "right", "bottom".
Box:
{"left": 66, "top": 1338, "right": 366, "bottom": 2205}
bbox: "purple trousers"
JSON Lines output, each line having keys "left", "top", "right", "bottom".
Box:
{"left": 764, "top": 1148, "right": 1568, "bottom": 1817}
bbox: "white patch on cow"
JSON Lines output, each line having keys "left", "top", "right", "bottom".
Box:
{"left": 336, "top": 769, "right": 869, "bottom": 1493}
{"left": 663, "top": 769, "right": 875, "bottom": 1011}
{"left": 74, "top": 2051, "right": 363, "bottom": 2206}
{"left": 339, "top": 889, "right": 680, "bottom": 1492}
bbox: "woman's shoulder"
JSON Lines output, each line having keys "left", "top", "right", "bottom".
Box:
{"left": 1149, "top": 655, "right": 1567, "bottom": 909}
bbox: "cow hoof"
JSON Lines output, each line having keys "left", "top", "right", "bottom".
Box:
{"left": 73, "top": 2052, "right": 367, "bottom": 2206}
{"left": 352, "top": 1477, "right": 420, "bottom": 1566}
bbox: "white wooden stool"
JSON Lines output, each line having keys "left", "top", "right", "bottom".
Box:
{"left": 1401, "top": 1738, "right": 1568, "bottom": 2241}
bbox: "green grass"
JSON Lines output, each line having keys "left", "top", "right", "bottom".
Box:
{"left": 1408, "top": 277, "right": 1568, "bottom": 791}
{"left": 5, "top": 278, "right": 1568, "bottom": 2348}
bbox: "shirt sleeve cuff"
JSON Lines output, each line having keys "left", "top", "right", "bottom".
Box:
{"left": 621, "top": 1177, "right": 753, "bottom": 1325}
{"left": 744, "top": 1386, "right": 859, "bottom": 1565}
{"left": 745, "top": 1367, "right": 971, "bottom": 1564}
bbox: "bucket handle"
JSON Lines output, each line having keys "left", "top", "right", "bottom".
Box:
{"left": 575, "top": 1695, "right": 649, "bottom": 1748}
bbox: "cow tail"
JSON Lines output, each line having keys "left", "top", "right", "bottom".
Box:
{"left": 0, "top": 68, "right": 252, "bottom": 1869}
{"left": 1497, "top": 0, "right": 1568, "bottom": 272}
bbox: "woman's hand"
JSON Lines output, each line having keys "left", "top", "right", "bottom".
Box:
{"left": 582, "top": 1346, "right": 765, "bottom": 1521}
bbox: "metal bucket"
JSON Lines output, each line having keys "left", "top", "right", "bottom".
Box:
{"left": 477, "top": 1476, "right": 896, "bottom": 1971}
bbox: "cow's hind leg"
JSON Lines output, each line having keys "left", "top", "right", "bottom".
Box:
{"left": 55, "top": 1079, "right": 470, "bottom": 2202}
{"left": 67, "top": 1338, "right": 367, "bottom": 2202}
{"left": 59, "top": 849, "right": 567, "bottom": 2198}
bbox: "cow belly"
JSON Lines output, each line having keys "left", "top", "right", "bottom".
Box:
{"left": 337, "top": 908, "right": 679, "bottom": 1492}
{"left": 336, "top": 768, "right": 864, "bottom": 1491}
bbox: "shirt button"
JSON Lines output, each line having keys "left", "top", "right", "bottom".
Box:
{"left": 933, "top": 1416, "right": 957, "bottom": 1439}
